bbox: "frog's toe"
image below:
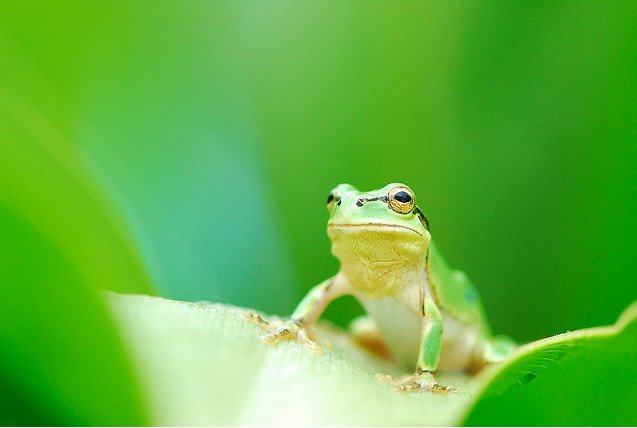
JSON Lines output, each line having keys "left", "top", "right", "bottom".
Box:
{"left": 376, "top": 372, "right": 413, "bottom": 387}
{"left": 243, "top": 312, "right": 282, "bottom": 331}
{"left": 260, "top": 326, "right": 294, "bottom": 345}
{"left": 401, "top": 379, "right": 457, "bottom": 394}
{"left": 431, "top": 383, "right": 458, "bottom": 394}
{"left": 397, "top": 380, "right": 422, "bottom": 393}
{"left": 376, "top": 372, "right": 398, "bottom": 384}
{"left": 297, "top": 329, "right": 323, "bottom": 354}
{"left": 377, "top": 371, "right": 457, "bottom": 394}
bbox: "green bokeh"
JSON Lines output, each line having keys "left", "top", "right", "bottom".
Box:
{"left": 1, "top": 1, "right": 636, "bottom": 424}
{"left": 0, "top": 205, "right": 149, "bottom": 425}
{"left": 69, "top": 1, "right": 635, "bottom": 340}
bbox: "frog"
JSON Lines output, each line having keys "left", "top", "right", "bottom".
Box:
{"left": 245, "top": 183, "right": 516, "bottom": 393}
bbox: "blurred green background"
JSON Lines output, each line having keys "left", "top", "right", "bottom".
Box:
{"left": 1, "top": 0, "right": 635, "bottom": 425}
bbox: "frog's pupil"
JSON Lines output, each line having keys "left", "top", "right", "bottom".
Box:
{"left": 394, "top": 191, "right": 411, "bottom": 203}
{"left": 327, "top": 193, "right": 334, "bottom": 204}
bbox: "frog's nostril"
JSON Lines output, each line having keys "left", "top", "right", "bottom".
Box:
{"left": 356, "top": 198, "right": 364, "bottom": 207}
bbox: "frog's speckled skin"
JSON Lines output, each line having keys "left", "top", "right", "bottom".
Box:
{"left": 246, "top": 183, "right": 515, "bottom": 393}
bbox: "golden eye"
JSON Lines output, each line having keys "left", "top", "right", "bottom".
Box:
{"left": 388, "top": 186, "right": 415, "bottom": 214}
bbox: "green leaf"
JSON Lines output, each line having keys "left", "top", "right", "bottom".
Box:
{"left": 107, "top": 293, "right": 475, "bottom": 426}
{"left": 0, "top": 7, "right": 155, "bottom": 423}
{"left": 464, "top": 302, "right": 637, "bottom": 426}
{"left": 106, "top": 293, "right": 637, "bottom": 426}
{"left": 0, "top": 208, "right": 149, "bottom": 425}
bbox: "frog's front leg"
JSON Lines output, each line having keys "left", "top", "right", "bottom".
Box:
{"left": 378, "top": 297, "right": 457, "bottom": 394}
{"left": 244, "top": 275, "right": 347, "bottom": 354}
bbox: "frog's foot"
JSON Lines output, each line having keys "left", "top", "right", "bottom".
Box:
{"left": 243, "top": 312, "right": 323, "bottom": 354}
{"left": 376, "top": 370, "right": 457, "bottom": 394}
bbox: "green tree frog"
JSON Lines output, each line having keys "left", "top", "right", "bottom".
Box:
{"left": 246, "top": 183, "right": 515, "bottom": 393}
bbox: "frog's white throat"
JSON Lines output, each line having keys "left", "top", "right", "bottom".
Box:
{"left": 328, "top": 225, "right": 429, "bottom": 296}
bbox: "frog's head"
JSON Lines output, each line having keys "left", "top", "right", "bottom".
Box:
{"left": 326, "top": 182, "right": 430, "bottom": 244}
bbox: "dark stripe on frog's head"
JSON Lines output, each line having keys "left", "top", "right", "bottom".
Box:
{"left": 414, "top": 206, "right": 430, "bottom": 230}
{"left": 355, "top": 196, "right": 389, "bottom": 207}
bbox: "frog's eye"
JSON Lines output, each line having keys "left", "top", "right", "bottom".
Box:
{"left": 327, "top": 191, "right": 336, "bottom": 212}
{"left": 388, "top": 186, "right": 415, "bottom": 214}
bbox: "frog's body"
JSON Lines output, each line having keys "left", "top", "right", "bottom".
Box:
{"left": 246, "top": 183, "right": 515, "bottom": 393}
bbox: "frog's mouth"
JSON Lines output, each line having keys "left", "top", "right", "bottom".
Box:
{"left": 327, "top": 222, "right": 423, "bottom": 236}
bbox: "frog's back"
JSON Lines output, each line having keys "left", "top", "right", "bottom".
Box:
{"left": 426, "top": 241, "right": 492, "bottom": 336}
